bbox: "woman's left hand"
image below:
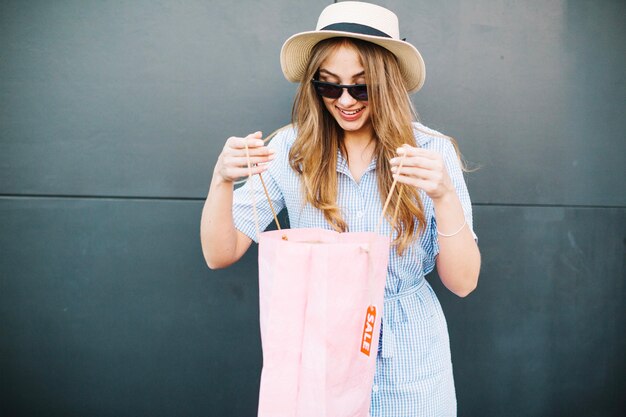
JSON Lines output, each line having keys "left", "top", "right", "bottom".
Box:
{"left": 389, "top": 144, "right": 454, "bottom": 201}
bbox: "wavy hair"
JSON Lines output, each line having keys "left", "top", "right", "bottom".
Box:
{"left": 288, "top": 38, "right": 443, "bottom": 254}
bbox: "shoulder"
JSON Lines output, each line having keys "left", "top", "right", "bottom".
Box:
{"left": 412, "top": 122, "right": 456, "bottom": 156}
{"left": 267, "top": 124, "right": 297, "bottom": 151}
{"left": 265, "top": 125, "right": 298, "bottom": 178}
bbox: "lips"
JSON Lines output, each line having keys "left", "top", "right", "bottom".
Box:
{"left": 336, "top": 106, "right": 366, "bottom": 121}
{"left": 339, "top": 107, "right": 364, "bottom": 115}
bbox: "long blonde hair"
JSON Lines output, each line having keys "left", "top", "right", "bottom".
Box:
{"left": 288, "top": 38, "right": 429, "bottom": 255}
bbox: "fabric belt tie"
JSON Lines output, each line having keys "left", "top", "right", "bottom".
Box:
{"left": 381, "top": 280, "right": 425, "bottom": 358}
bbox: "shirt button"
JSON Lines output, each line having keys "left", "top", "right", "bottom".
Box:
{"left": 356, "top": 211, "right": 364, "bottom": 219}
{"left": 372, "top": 384, "right": 379, "bottom": 393}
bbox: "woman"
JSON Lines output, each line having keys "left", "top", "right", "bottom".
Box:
{"left": 201, "top": 1, "right": 480, "bottom": 415}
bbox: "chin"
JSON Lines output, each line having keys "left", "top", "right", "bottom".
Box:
{"left": 340, "top": 122, "right": 367, "bottom": 132}
{"left": 333, "top": 112, "right": 371, "bottom": 133}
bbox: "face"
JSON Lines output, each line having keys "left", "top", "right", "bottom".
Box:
{"left": 317, "top": 45, "right": 372, "bottom": 136}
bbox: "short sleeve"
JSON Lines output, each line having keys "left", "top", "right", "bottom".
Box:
{"left": 441, "top": 139, "right": 477, "bottom": 241}
{"left": 231, "top": 133, "right": 287, "bottom": 243}
{"left": 422, "top": 137, "right": 477, "bottom": 270}
{"left": 422, "top": 212, "right": 439, "bottom": 275}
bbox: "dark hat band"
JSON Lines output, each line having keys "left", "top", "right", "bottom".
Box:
{"left": 320, "top": 22, "right": 392, "bottom": 38}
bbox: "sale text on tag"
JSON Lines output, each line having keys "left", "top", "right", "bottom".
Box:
{"left": 360, "top": 305, "right": 377, "bottom": 356}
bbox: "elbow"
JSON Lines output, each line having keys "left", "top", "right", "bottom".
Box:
{"left": 200, "top": 234, "right": 236, "bottom": 270}
{"left": 453, "top": 280, "right": 478, "bottom": 298}
{"left": 203, "top": 251, "right": 235, "bottom": 270}
{"left": 200, "top": 224, "right": 250, "bottom": 271}
{"left": 201, "top": 243, "right": 235, "bottom": 270}
{"left": 446, "top": 268, "right": 480, "bottom": 298}
{"left": 205, "top": 258, "right": 236, "bottom": 270}
{"left": 455, "top": 269, "right": 480, "bottom": 298}
{"left": 205, "top": 258, "right": 227, "bottom": 270}
{"left": 437, "top": 248, "right": 481, "bottom": 298}
{"left": 452, "top": 254, "right": 481, "bottom": 298}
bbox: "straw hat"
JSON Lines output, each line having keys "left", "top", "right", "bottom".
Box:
{"left": 280, "top": 1, "right": 426, "bottom": 93}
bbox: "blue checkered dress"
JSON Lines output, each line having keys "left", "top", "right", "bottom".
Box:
{"left": 233, "top": 123, "right": 475, "bottom": 416}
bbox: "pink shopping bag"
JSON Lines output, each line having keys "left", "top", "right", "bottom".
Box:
{"left": 257, "top": 228, "right": 389, "bottom": 417}
{"left": 242, "top": 138, "right": 405, "bottom": 416}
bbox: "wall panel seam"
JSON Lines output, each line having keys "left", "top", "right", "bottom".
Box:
{"left": 0, "top": 194, "right": 625, "bottom": 210}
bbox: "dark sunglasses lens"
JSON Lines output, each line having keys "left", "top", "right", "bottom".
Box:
{"left": 313, "top": 81, "right": 368, "bottom": 101}
{"left": 315, "top": 83, "right": 342, "bottom": 99}
{"left": 349, "top": 86, "right": 368, "bottom": 101}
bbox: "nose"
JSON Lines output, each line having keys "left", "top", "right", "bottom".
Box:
{"left": 337, "top": 87, "right": 357, "bottom": 107}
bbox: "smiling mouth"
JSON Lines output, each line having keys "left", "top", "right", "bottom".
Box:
{"left": 337, "top": 107, "right": 365, "bottom": 116}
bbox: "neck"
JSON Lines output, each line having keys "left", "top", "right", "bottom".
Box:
{"left": 342, "top": 130, "right": 376, "bottom": 163}
{"left": 340, "top": 129, "right": 376, "bottom": 183}
{"left": 343, "top": 128, "right": 374, "bottom": 149}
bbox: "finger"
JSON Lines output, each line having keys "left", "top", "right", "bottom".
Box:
{"left": 392, "top": 173, "right": 436, "bottom": 193}
{"left": 227, "top": 133, "right": 265, "bottom": 149}
{"left": 225, "top": 154, "right": 276, "bottom": 166}
{"left": 391, "top": 166, "right": 439, "bottom": 181}
{"left": 245, "top": 131, "right": 264, "bottom": 143}
{"left": 395, "top": 145, "right": 416, "bottom": 157}
{"left": 227, "top": 145, "right": 275, "bottom": 158}
{"left": 223, "top": 144, "right": 275, "bottom": 162}
{"left": 390, "top": 155, "right": 438, "bottom": 169}
{"left": 396, "top": 145, "right": 439, "bottom": 160}
{"left": 224, "top": 164, "right": 269, "bottom": 179}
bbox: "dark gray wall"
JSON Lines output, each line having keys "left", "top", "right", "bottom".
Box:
{"left": 1, "top": 1, "right": 624, "bottom": 416}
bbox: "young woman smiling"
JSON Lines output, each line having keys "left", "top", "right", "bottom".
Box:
{"left": 201, "top": 2, "right": 480, "bottom": 415}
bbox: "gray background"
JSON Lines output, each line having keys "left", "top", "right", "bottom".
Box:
{"left": 1, "top": 0, "right": 624, "bottom": 416}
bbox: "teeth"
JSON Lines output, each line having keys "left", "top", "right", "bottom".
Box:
{"left": 340, "top": 108, "right": 363, "bottom": 115}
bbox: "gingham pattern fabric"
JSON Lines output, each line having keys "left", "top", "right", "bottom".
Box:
{"left": 232, "top": 123, "right": 475, "bottom": 416}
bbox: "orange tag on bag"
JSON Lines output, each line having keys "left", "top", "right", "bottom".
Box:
{"left": 360, "top": 305, "right": 377, "bottom": 356}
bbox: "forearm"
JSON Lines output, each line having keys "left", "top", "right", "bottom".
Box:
{"left": 200, "top": 170, "right": 244, "bottom": 269}
{"left": 200, "top": 133, "right": 270, "bottom": 269}
{"left": 432, "top": 191, "right": 481, "bottom": 297}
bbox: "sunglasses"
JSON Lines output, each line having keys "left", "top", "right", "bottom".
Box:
{"left": 311, "top": 79, "right": 368, "bottom": 101}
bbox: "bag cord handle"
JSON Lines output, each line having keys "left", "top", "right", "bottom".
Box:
{"left": 245, "top": 133, "right": 406, "bottom": 308}
{"left": 244, "top": 132, "right": 406, "bottom": 241}
{"left": 244, "top": 129, "right": 284, "bottom": 241}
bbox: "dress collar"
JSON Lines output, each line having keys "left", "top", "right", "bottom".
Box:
{"left": 336, "top": 150, "right": 377, "bottom": 178}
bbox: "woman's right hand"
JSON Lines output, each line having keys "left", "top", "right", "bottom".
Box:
{"left": 214, "top": 131, "right": 276, "bottom": 184}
